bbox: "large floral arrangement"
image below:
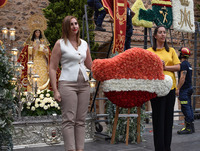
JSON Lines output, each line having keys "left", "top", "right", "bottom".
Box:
{"left": 21, "top": 89, "right": 61, "bottom": 116}
{"left": 92, "top": 47, "right": 173, "bottom": 108}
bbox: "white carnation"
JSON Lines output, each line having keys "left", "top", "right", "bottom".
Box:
{"left": 43, "top": 105, "right": 48, "bottom": 110}
{"left": 40, "top": 94, "right": 44, "bottom": 99}
{"left": 54, "top": 103, "right": 59, "bottom": 108}
{"left": 50, "top": 103, "right": 54, "bottom": 107}
{"left": 27, "top": 102, "right": 31, "bottom": 106}
{"left": 31, "top": 106, "right": 35, "bottom": 111}
{"left": 46, "top": 93, "right": 50, "bottom": 97}
{"left": 37, "top": 89, "right": 41, "bottom": 94}
{"left": 40, "top": 102, "right": 44, "bottom": 107}
{"left": 35, "top": 103, "right": 39, "bottom": 108}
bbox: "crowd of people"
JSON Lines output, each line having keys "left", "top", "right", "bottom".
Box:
{"left": 17, "top": 2, "right": 195, "bottom": 151}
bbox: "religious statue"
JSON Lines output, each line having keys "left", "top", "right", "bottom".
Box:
{"left": 17, "top": 15, "right": 55, "bottom": 92}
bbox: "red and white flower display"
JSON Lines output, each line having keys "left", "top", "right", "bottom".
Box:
{"left": 92, "top": 47, "right": 172, "bottom": 108}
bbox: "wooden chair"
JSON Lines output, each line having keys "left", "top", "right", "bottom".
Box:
{"left": 110, "top": 106, "right": 141, "bottom": 145}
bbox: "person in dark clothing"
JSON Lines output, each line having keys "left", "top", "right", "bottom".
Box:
{"left": 124, "top": 2, "right": 134, "bottom": 51}
{"left": 87, "top": 0, "right": 106, "bottom": 31}
{"left": 176, "top": 47, "right": 195, "bottom": 134}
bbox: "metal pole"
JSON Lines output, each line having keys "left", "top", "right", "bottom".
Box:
{"left": 90, "top": 20, "right": 114, "bottom": 112}
{"left": 169, "top": 29, "right": 174, "bottom": 48}
{"left": 193, "top": 22, "right": 198, "bottom": 110}
{"left": 148, "top": 28, "right": 153, "bottom": 47}
{"left": 82, "top": 15, "right": 85, "bottom": 39}
{"left": 84, "top": 4, "right": 91, "bottom": 49}
{"left": 144, "top": 28, "right": 148, "bottom": 49}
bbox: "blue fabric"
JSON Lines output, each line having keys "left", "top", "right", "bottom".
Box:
{"left": 126, "top": 7, "right": 133, "bottom": 37}
{"left": 124, "top": 7, "right": 133, "bottom": 51}
{"left": 178, "top": 60, "right": 194, "bottom": 123}
{"left": 87, "top": 0, "right": 106, "bottom": 27}
{"left": 179, "top": 87, "right": 194, "bottom": 123}
{"left": 178, "top": 60, "right": 192, "bottom": 90}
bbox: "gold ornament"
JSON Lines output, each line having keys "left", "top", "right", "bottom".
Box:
{"left": 179, "top": 0, "right": 189, "bottom": 6}
{"left": 178, "top": 7, "right": 193, "bottom": 30}
{"left": 116, "top": 2, "right": 127, "bottom": 25}
{"left": 28, "top": 14, "right": 47, "bottom": 32}
{"left": 25, "top": 14, "right": 49, "bottom": 46}
{"left": 159, "top": 6, "right": 168, "bottom": 23}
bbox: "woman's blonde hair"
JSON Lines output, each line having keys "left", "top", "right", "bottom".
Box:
{"left": 62, "top": 16, "right": 81, "bottom": 46}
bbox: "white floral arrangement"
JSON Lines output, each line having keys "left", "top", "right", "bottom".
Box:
{"left": 172, "top": 0, "right": 195, "bottom": 33}
{"left": 21, "top": 89, "right": 61, "bottom": 116}
{"left": 103, "top": 75, "right": 172, "bottom": 97}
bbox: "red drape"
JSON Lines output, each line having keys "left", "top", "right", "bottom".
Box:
{"left": 102, "top": 0, "right": 127, "bottom": 54}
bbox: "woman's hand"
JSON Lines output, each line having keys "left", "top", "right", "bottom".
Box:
{"left": 161, "top": 60, "right": 166, "bottom": 70}
{"left": 54, "top": 91, "right": 61, "bottom": 102}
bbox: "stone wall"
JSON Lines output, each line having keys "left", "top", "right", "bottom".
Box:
{"left": 194, "top": 0, "right": 200, "bottom": 21}
{"left": 0, "top": 0, "right": 49, "bottom": 51}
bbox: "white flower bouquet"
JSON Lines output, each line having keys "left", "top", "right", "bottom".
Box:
{"left": 21, "top": 89, "right": 61, "bottom": 116}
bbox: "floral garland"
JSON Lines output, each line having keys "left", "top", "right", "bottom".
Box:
{"left": 103, "top": 75, "right": 172, "bottom": 97}
{"left": 21, "top": 89, "right": 61, "bottom": 116}
{"left": 172, "top": 0, "right": 195, "bottom": 33}
{"left": 92, "top": 47, "right": 173, "bottom": 108}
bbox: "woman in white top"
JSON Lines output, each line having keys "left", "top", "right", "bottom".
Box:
{"left": 49, "top": 16, "right": 92, "bottom": 151}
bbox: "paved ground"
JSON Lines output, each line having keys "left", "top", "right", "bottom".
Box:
{"left": 14, "top": 119, "right": 200, "bottom": 151}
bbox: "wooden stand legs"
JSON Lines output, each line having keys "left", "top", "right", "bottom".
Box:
{"left": 110, "top": 106, "right": 119, "bottom": 144}
{"left": 110, "top": 106, "right": 141, "bottom": 145}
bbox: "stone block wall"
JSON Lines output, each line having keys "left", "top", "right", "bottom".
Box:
{"left": 194, "top": 0, "right": 200, "bottom": 21}
{"left": 0, "top": 0, "right": 49, "bottom": 51}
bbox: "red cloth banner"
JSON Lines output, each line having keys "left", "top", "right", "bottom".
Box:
{"left": 0, "top": 0, "right": 7, "bottom": 8}
{"left": 102, "top": 0, "right": 127, "bottom": 54}
{"left": 102, "top": 0, "right": 114, "bottom": 18}
{"left": 113, "top": 0, "right": 127, "bottom": 53}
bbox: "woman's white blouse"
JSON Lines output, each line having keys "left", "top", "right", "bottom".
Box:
{"left": 59, "top": 39, "right": 89, "bottom": 81}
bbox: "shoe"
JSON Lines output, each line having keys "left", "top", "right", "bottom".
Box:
{"left": 177, "top": 127, "right": 192, "bottom": 134}
{"left": 177, "top": 122, "right": 193, "bottom": 134}
{"left": 95, "top": 26, "right": 106, "bottom": 31}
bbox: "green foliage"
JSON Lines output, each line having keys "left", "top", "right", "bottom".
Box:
{"left": 106, "top": 101, "right": 147, "bottom": 143}
{"left": 43, "top": 0, "right": 99, "bottom": 57}
{"left": 0, "top": 41, "right": 15, "bottom": 150}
